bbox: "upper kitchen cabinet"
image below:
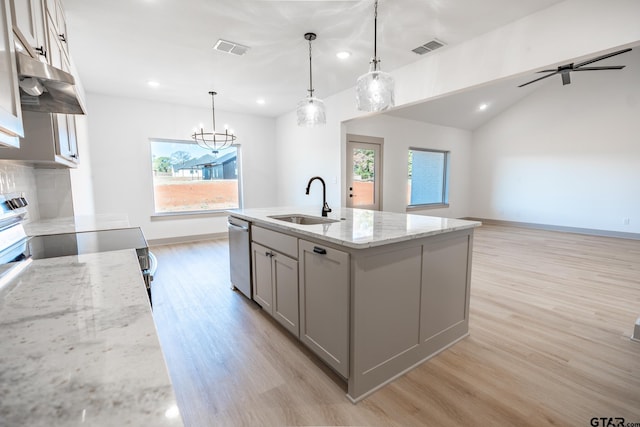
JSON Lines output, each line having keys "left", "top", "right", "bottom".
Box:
{"left": 9, "top": 0, "right": 47, "bottom": 62}
{"left": 0, "top": 109, "right": 78, "bottom": 167}
{"left": 44, "top": 0, "right": 67, "bottom": 58}
{"left": 0, "top": 0, "right": 84, "bottom": 166}
{"left": 0, "top": 0, "right": 23, "bottom": 148}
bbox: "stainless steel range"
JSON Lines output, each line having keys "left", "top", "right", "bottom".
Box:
{"left": 0, "top": 195, "right": 155, "bottom": 304}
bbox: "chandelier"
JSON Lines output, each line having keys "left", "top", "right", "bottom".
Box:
{"left": 297, "top": 32, "right": 326, "bottom": 126}
{"left": 355, "top": 0, "right": 395, "bottom": 112}
{"left": 192, "top": 91, "right": 236, "bottom": 152}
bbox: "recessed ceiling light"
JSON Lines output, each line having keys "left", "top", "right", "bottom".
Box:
{"left": 147, "top": 81, "right": 159, "bottom": 88}
{"left": 478, "top": 103, "right": 489, "bottom": 111}
{"left": 336, "top": 51, "right": 351, "bottom": 60}
{"left": 256, "top": 98, "right": 266, "bottom": 105}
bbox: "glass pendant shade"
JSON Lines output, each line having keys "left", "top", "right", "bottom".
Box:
{"left": 297, "top": 96, "right": 326, "bottom": 126}
{"left": 297, "top": 32, "right": 325, "bottom": 127}
{"left": 356, "top": 0, "right": 395, "bottom": 112}
{"left": 356, "top": 61, "right": 395, "bottom": 112}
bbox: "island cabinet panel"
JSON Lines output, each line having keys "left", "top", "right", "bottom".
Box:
{"left": 298, "top": 239, "right": 349, "bottom": 378}
{"left": 420, "top": 233, "right": 472, "bottom": 342}
{"left": 252, "top": 225, "right": 297, "bottom": 258}
{"left": 349, "top": 245, "right": 423, "bottom": 398}
{"left": 272, "top": 252, "right": 299, "bottom": 337}
{"left": 252, "top": 242, "right": 274, "bottom": 313}
{"left": 251, "top": 233, "right": 300, "bottom": 338}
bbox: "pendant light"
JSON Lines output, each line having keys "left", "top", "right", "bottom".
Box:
{"left": 192, "top": 91, "right": 236, "bottom": 152}
{"left": 355, "top": 0, "right": 395, "bottom": 112}
{"left": 297, "top": 32, "right": 326, "bottom": 126}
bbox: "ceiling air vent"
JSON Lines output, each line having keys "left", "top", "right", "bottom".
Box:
{"left": 213, "top": 39, "right": 250, "bottom": 56}
{"left": 412, "top": 39, "right": 445, "bottom": 55}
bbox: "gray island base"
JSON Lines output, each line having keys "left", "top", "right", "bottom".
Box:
{"left": 228, "top": 207, "right": 481, "bottom": 402}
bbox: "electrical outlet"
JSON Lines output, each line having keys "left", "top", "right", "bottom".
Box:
{"left": 623, "top": 218, "right": 630, "bottom": 225}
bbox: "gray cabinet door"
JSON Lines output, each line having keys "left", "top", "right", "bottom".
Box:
{"left": 0, "top": 0, "right": 23, "bottom": 147}
{"left": 9, "top": 0, "right": 46, "bottom": 58}
{"left": 252, "top": 242, "right": 273, "bottom": 314}
{"left": 272, "top": 252, "right": 299, "bottom": 337}
{"left": 298, "top": 239, "right": 349, "bottom": 378}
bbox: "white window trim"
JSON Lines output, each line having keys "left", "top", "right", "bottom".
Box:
{"left": 149, "top": 138, "right": 243, "bottom": 216}
{"left": 407, "top": 147, "right": 450, "bottom": 208}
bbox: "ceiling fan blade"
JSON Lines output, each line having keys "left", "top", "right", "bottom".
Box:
{"left": 571, "top": 66, "right": 626, "bottom": 71}
{"left": 536, "top": 69, "right": 558, "bottom": 73}
{"left": 562, "top": 73, "right": 571, "bottom": 85}
{"left": 574, "top": 48, "right": 632, "bottom": 68}
{"left": 518, "top": 71, "right": 558, "bottom": 88}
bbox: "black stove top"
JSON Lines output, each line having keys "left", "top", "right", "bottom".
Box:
{"left": 28, "top": 228, "right": 148, "bottom": 260}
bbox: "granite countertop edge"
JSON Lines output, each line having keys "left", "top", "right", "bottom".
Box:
{"left": 227, "top": 207, "right": 481, "bottom": 249}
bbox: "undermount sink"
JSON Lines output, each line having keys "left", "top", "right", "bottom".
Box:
{"left": 268, "top": 214, "right": 339, "bottom": 225}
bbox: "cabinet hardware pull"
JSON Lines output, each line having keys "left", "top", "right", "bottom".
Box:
{"left": 313, "top": 247, "right": 327, "bottom": 255}
{"left": 59, "top": 34, "right": 67, "bottom": 42}
{"left": 34, "top": 46, "right": 47, "bottom": 58}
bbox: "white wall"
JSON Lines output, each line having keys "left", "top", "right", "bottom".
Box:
{"left": 345, "top": 115, "right": 472, "bottom": 217}
{"left": 86, "top": 93, "right": 277, "bottom": 240}
{"left": 470, "top": 50, "right": 640, "bottom": 233}
{"left": 275, "top": 100, "right": 346, "bottom": 209}
{"left": 69, "top": 114, "right": 96, "bottom": 215}
{"left": 275, "top": 0, "right": 640, "bottom": 211}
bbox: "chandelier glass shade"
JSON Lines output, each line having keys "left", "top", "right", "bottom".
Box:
{"left": 355, "top": 0, "right": 395, "bottom": 112}
{"left": 297, "top": 32, "right": 326, "bottom": 126}
{"left": 192, "top": 91, "right": 236, "bottom": 152}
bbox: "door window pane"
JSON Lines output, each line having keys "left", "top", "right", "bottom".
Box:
{"left": 150, "top": 139, "right": 240, "bottom": 213}
{"left": 352, "top": 148, "right": 375, "bottom": 206}
{"left": 408, "top": 149, "right": 449, "bottom": 206}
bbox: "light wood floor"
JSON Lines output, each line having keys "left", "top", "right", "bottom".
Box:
{"left": 150, "top": 225, "right": 640, "bottom": 427}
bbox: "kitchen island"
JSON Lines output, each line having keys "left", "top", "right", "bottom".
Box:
{"left": 0, "top": 250, "right": 183, "bottom": 426}
{"left": 228, "top": 206, "right": 481, "bottom": 402}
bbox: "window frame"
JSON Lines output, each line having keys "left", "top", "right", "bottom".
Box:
{"left": 406, "top": 147, "right": 450, "bottom": 210}
{"left": 148, "top": 138, "right": 243, "bottom": 217}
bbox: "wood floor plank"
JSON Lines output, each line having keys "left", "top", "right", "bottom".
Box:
{"left": 150, "top": 225, "right": 640, "bottom": 426}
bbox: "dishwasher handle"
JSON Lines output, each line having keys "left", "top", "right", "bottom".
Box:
{"left": 227, "top": 222, "right": 249, "bottom": 232}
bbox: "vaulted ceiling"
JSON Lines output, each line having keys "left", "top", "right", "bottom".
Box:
{"left": 63, "top": 0, "right": 564, "bottom": 119}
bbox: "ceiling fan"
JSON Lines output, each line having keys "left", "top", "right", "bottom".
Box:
{"left": 518, "top": 48, "right": 632, "bottom": 87}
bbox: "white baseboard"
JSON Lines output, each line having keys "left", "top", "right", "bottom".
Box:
{"left": 148, "top": 232, "right": 228, "bottom": 247}
{"left": 464, "top": 217, "right": 640, "bottom": 241}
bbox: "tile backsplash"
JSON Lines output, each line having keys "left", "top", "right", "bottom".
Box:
{"left": 0, "top": 160, "right": 41, "bottom": 223}
{"left": 34, "top": 169, "right": 74, "bottom": 219}
{"left": 0, "top": 161, "right": 75, "bottom": 222}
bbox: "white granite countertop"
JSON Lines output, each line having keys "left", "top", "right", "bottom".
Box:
{"left": 0, "top": 250, "right": 183, "bottom": 427}
{"left": 24, "top": 214, "right": 130, "bottom": 236}
{"left": 228, "top": 207, "right": 481, "bottom": 249}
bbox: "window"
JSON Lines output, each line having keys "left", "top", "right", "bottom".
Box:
{"left": 150, "top": 139, "right": 241, "bottom": 214}
{"left": 408, "top": 148, "right": 449, "bottom": 207}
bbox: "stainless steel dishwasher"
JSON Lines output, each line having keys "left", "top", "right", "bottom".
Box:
{"left": 227, "top": 216, "right": 252, "bottom": 299}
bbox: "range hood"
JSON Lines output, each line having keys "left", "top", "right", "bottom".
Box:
{"left": 16, "top": 53, "right": 86, "bottom": 115}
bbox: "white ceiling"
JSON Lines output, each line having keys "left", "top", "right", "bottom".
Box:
{"left": 385, "top": 47, "right": 639, "bottom": 130}
{"left": 62, "top": 0, "right": 564, "bottom": 118}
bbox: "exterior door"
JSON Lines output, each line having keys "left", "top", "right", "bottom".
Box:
{"left": 346, "top": 135, "right": 382, "bottom": 210}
